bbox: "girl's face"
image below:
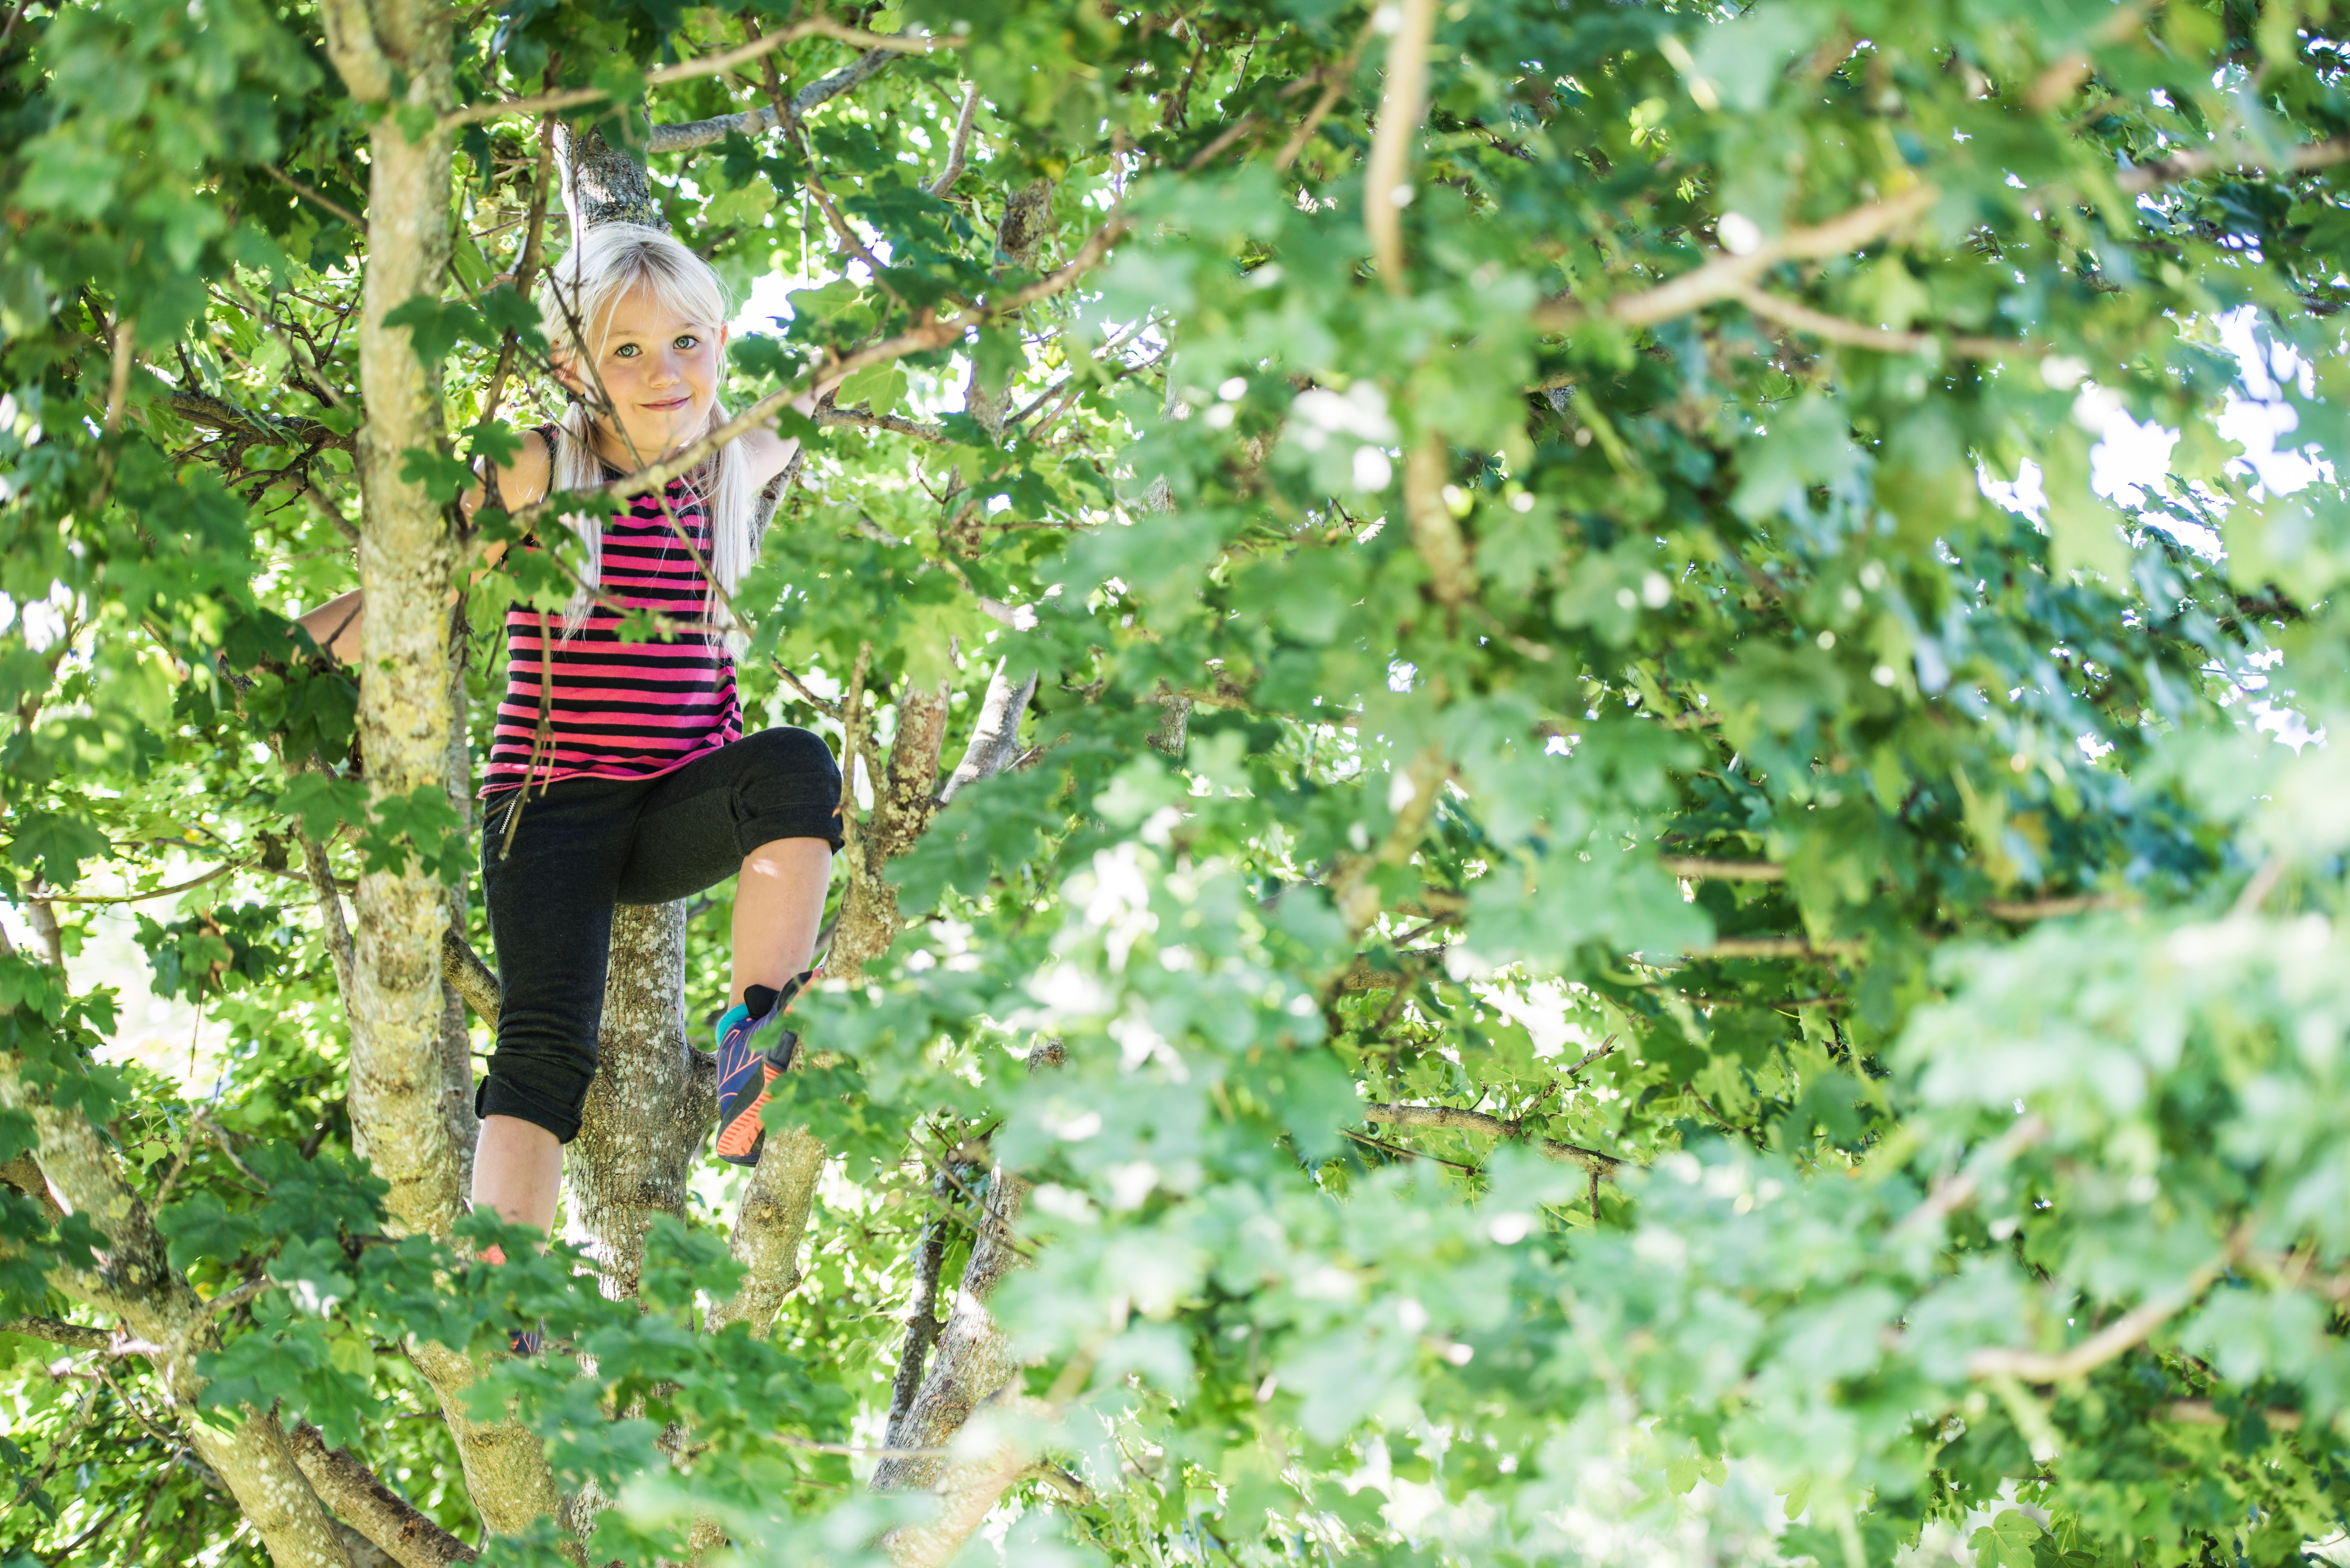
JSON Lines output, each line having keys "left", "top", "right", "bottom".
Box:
{"left": 555, "top": 281, "right": 729, "bottom": 464}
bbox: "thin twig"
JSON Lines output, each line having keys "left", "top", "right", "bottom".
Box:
{"left": 478, "top": 112, "right": 557, "bottom": 440}
{"left": 931, "top": 83, "right": 981, "bottom": 196}
{"left": 38, "top": 860, "right": 247, "bottom": 905}
{"left": 259, "top": 164, "right": 364, "bottom": 229}
{"left": 1564, "top": 1033, "right": 1620, "bottom": 1079}
{"left": 1276, "top": 14, "right": 1380, "bottom": 172}
{"left": 774, "top": 661, "right": 845, "bottom": 719}
{"left": 1342, "top": 1126, "right": 1479, "bottom": 1173}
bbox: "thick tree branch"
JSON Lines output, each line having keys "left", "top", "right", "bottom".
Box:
{"left": 401, "top": 1340, "right": 568, "bottom": 1541}
{"left": 650, "top": 46, "right": 898, "bottom": 152}
{"left": 709, "top": 1119, "right": 826, "bottom": 1336}
{"left": 289, "top": 1422, "right": 479, "bottom": 1568}
{"left": 938, "top": 661, "right": 1037, "bottom": 806}
{"left": 884, "top": 1170, "right": 953, "bottom": 1446}
{"left": 1966, "top": 1242, "right": 2242, "bottom": 1383}
{"left": 829, "top": 678, "right": 952, "bottom": 982}
{"left": 873, "top": 1040, "right": 1063, "bottom": 1503}
{"left": 317, "top": 0, "right": 391, "bottom": 102}
{"left": 3, "top": 1314, "right": 111, "bottom": 1351}
{"left": 1363, "top": 0, "right": 1436, "bottom": 291}
{"left": 163, "top": 392, "right": 353, "bottom": 453}
{"left": 0, "top": 1051, "right": 353, "bottom": 1567}
{"left": 929, "top": 83, "right": 981, "bottom": 195}
{"left": 439, "top": 929, "right": 499, "bottom": 1023}
{"left": 882, "top": 1393, "right": 1057, "bottom": 1568}
{"left": 448, "top": 21, "right": 937, "bottom": 129}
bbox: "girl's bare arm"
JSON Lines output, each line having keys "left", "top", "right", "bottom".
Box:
{"left": 291, "top": 432, "right": 554, "bottom": 664}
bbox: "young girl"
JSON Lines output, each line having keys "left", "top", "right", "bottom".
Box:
{"left": 301, "top": 224, "right": 842, "bottom": 1250}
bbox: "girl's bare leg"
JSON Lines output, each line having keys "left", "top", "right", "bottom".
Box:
{"left": 472, "top": 837, "right": 829, "bottom": 1246}
{"left": 732, "top": 837, "right": 832, "bottom": 1006}
{"left": 472, "top": 1115, "right": 562, "bottom": 1258}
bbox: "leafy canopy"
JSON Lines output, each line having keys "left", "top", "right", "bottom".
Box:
{"left": 7, "top": 0, "right": 2350, "bottom": 1564}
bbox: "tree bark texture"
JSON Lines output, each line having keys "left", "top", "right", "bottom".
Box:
{"left": 880, "top": 1394, "right": 1053, "bottom": 1568}
{"left": 555, "top": 121, "right": 664, "bottom": 234}
{"left": 564, "top": 901, "right": 710, "bottom": 1299}
{"left": 440, "top": 614, "right": 480, "bottom": 1197}
{"left": 870, "top": 1040, "right": 1061, "bottom": 1495}
{"left": 289, "top": 1422, "right": 479, "bottom": 1568}
{"left": 829, "top": 682, "right": 952, "bottom": 984}
{"left": 868, "top": 1167, "right": 1031, "bottom": 1495}
{"left": 403, "top": 1340, "right": 571, "bottom": 1541}
{"left": 341, "top": 0, "right": 465, "bottom": 1242}
{"left": 961, "top": 180, "right": 1055, "bottom": 441}
{"left": 0, "top": 1054, "right": 354, "bottom": 1568}
{"left": 938, "top": 663, "right": 1036, "bottom": 806}
{"left": 707, "top": 1121, "right": 825, "bottom": 1336}
{"left": 882, "top": 1168, "right": 953, "bottom": 1447}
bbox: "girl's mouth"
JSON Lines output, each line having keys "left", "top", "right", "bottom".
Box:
{"left": 643, "top": 396, "right": 692, "bottom": 412}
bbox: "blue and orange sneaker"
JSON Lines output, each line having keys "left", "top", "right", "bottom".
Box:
{"left": 713, "top": 969, "right": 815, "bottom": 1166}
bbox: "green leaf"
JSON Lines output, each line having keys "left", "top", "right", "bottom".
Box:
{"left": 1973, "top": 1511, "right": 2047, "bottom": 1568}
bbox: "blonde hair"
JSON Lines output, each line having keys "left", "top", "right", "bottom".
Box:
{"left": 535, "top": 223, "right": 754, "bottom": 644}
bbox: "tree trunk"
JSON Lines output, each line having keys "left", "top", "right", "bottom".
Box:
{"left": 338, "top": 0, "right": 465, "bottom": 1243}
{"left": 563, "top": 901, "right": 710, "bottom": 1298}
{"left": 871, "top": 1040, "right": 1065, "bottom": 1567}
{"left": 872, "top": 1041, "right": 1060, "bottom": 1486}
{"left": 314, "top": 6, "right": 574, "bottom": 1547}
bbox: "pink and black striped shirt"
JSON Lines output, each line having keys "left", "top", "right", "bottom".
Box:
{"left": 483, "top": 431, "right": 742, "bottom": 794}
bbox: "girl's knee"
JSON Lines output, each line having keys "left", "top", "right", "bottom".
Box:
{"left": 745, "top": 725, "right": 840, "bottom": 784}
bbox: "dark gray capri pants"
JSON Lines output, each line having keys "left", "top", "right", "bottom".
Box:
{"left": 475, "top": 726, "right": 843, "bottom": 1142}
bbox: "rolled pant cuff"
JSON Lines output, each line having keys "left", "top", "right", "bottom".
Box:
{"left": 475, "top": 1072, "right": 588, "bottom": 1145}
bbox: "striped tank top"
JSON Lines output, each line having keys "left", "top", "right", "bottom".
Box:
{"left": 482, "top": 427, "right": 742, "bottom": 794}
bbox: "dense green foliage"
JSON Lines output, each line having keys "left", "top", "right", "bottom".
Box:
{"left": 7, "top": 0, "right": 2350, "bottom": 1563}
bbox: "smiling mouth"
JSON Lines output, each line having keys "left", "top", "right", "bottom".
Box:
{"left": 643, "top": 396, "right": 692, "bottom": 411}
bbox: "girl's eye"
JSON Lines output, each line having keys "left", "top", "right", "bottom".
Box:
{"left": 674, "top": 335, "right": 700, "bottom": 351}
{"left": 613, "top": 344, "right": 639, "bottom": 358}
